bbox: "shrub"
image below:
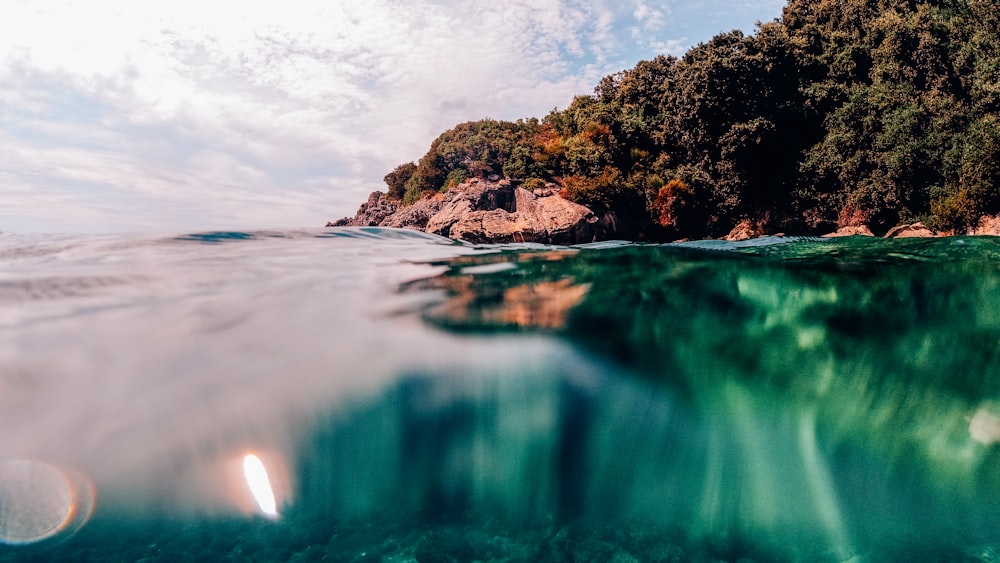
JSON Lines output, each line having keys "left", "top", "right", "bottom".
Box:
{"left": 930, "top": 187, "right": 978, "bottom": 234}
{"left": 383, "top": 162, "right": 417, "bottom": 200}
{"left": 402, "top": 176, "right": 425, "bottom": 205}
{"left": 560, "top": 167, "right": 624, "bottom": 211}
{"left": 443, "top": 169, "right": 468, "bottom": 191}
{"left": 522, "top": 178, "right": 546, "bottom": 192}
{"left": 652, "top": 179, "right": 693, "bottom": 228}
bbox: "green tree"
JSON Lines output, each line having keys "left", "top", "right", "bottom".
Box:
{"left": 383, "top": 162, "right": 417, "bottom": 200}
{"left": 378, "top": 0, "right": 1000, "bottom": 240}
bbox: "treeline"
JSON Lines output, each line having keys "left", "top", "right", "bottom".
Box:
{"left": 382, "top": 0, "right": 1000, "bottom": 239}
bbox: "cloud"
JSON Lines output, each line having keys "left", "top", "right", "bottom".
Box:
{"left": 649, "top": 38, "right": 689, "bottom": 58}
{"left": 0, "top": 0, "right": 783, "bottom": 233}
{"left": 633, "top": 1, "right": 667, "bottom": 30}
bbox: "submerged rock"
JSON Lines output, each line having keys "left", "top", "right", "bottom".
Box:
{"left": 331, "top": 179, "right": 604, "bottom": 244}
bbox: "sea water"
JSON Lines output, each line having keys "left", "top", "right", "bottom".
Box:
{"left": 3, "top": 228, "right": 1000, "bottom": 561}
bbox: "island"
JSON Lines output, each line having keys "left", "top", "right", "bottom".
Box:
{"left": 332, "top": 0, "right": 1000, "bottom": 244}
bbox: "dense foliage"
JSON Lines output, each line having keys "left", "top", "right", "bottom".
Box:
{"left": 383, "top": 0, "right": 1000, "bottom": 238}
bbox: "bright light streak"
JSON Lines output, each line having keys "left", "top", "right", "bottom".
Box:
{"left": 242, "top": 454, "right": 278, "bottom": 518}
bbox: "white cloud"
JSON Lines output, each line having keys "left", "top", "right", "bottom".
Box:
{"left": 0, "top": 0, "right": 783, "bottom": 233}
{"left": 633, "top": 1, "right": 667, "bottom": 29}
{"left": 650, "top": 38, "right": 689, "bottom": 58}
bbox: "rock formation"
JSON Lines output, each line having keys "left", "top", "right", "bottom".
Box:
{"left": 331, "top": 182, "right": 997, "bottom": 242}
{"left": 330, "top": 179, "right": 605, "bottom": 245}
{"left": 970, "top": 215, "right": 1000, "bottom": 236}
{"left": 326, "top": 191, "right": 398, "bottom": 227}
{"left": 884, "top": 222, "right": 938, "bottom": 238}
{"left": 722, "top": 218, "right": 769, "bottom": 241}
{"left": 822, "top": 225, "right": 875, "bottom": 237}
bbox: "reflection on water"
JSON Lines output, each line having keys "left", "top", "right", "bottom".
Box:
{"left": 3, "top": 229, "right": 1000, "bottom": 560}
{"left": 403, "top": 250, "right": 591, "bottom": 331}
{"left": 970, "top": 406, "right": 1000, "bottom": 445}
{"left": 0, "top": 460, "right": 94, "bottom": 546}
{"left": 242, "top": 453, "right": 279, "bottom": 519}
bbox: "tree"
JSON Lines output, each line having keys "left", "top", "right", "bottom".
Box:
{"left": 377, "top": 0, "right": 1000, "bottom": 240}
{"left": 383, "top": 162, "right": 416, "bottom": 200}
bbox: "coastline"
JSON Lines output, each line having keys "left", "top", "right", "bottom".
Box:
{"left": 328, "top": 178, "right": 1000, "bottom": 245}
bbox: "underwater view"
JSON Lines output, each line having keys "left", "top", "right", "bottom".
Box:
{"left": 3, "top": 228, "right": 1000, "bottom": 562}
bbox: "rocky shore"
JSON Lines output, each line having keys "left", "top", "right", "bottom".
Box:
{"left": 328, "top": 179, "right": 612, "bottom": 245}
{"left": 330, "top": 179, "right": 1000, "bottom": 243}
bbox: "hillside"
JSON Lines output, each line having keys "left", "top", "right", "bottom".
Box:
{"left": 348, "top": 0, "right": 1000, "bottom": 241}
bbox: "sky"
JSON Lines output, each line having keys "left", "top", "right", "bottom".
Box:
{"left": 0, "top": 0, "right": 786, "bottom": 234}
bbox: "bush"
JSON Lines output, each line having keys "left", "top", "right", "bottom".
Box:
{"left": 560, "top": 167, "right": 624, "bottom": 211}
{"left": 402, "top": 176, "right": 425, "bottom": 205}
{"left": 652, "top": 179, "right": 693, "bottom": 228}
{"left": 383, "top": 162, "right": 417, "bottom": 200}
{"left": 443, "top": 169, "right": 468, "bottom": 191}
{"left": 930, "top": 187, "right": 978, "bottom": 234}
{"left": 522, "top": 178, "right": 546, "bottom": 192}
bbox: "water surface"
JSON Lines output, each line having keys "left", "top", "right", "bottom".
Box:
{"left": 2, "top": 228, "right": 1000, "bottom": 561}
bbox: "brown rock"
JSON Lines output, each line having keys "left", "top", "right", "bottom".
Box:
{"left": 450, "top": 209, "right": 534, "bottom": 243}
{"left": 722, "top": 218, "right": 766, "bottom": 241}
{"left": 512, "top": 188, "right": 599, "bottom": 244}
{"left": 822, "top": 225, "right": 875, "bottom": 238}
{"left": 970, "top": 215, "right": 1000, "bottom": 236}
{"left": 423, "top": 179, "right": 517, "bottom": 237}
{"left": 425, "top": 199, "right": 475, "bottom": 237}
{"left": 884, "top": 222, "right": 937, "bottom": 238}
{"left": 333, "top": 178, "right": 603, "bottom": 244}
{"left": 333, "top": 191, "right": 399, "bottom": 227}
{"left": 382, "top": 195, "right": 444, "bottom": 230}
{"left": 328, "top": 177, "right": 606, "bottom": 244}
{"left": 442, "top": 187, "right": 599, "bottom": 244}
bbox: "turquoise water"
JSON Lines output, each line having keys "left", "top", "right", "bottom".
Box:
{"left": 2, "top": 229, "right": 1000, "bottom": 561}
